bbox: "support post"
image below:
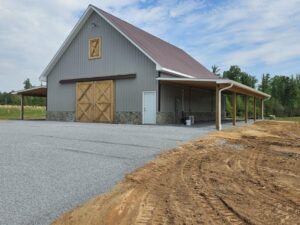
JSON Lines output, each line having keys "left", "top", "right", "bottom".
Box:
{"left": 215, "top": 85, "right": 220, "bottom": 130}
{"left": 245, "top": 96, "right": 248, "bottom": 123}
{"left": 232, "top": 92, "right": 237, "bottom": 126}
{"left": 261, "top": 99, "right": 264, "bottom": 120}
{"left": 158, "top": 81, "right": 161, "bottom": 112}
{"left": 20, "top": 95, "right": 24, "bottom": 120}
{"left": 253, "top": 97, "right": 256, "bottom": 121}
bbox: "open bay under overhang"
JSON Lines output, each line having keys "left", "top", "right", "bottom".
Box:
{"left": 13, "top": 86, "right": 47, "bottom": 120}
{"left": 157, "top": 77, "right": 271, "bottom": 130}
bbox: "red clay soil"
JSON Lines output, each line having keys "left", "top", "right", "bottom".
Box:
{"left": 52, "top": 121, "right": 300, "bottom": 225}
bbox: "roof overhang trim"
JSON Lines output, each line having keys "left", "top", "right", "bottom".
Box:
{"left": 39, "top": 7, "right": 94, "bottom": 82}
{"left": 160, "top": 68, "right": 195, "bottom": 78}
{"left": 38, "top": 5, "right": 204, "bottom": 82}
{"left": 13, "top": 86, "right": 47, "bottom": 97}
{"left": 39, "top": 6, "right": 164, "bottom": 82}
{"left": 92, "top": 6, "right": 162, "bottom": 71}
{"left": 157, "top": 78, "right": 271, "bottom": 98}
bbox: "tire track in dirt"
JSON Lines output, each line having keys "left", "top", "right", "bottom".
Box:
{"left": 243, "top": 148, "right": 293, "bottom": 223}
{"left": 257, "top": 148, "right": 300, "bottom": 207}
{"left": 181, "top": 154, "right": 225, "bottom": 225}
{"left": 183, "top": 154, "right": 246, "bottom": 225}
{"left": 241, "top": 139, "right": 300, "bottom": 224}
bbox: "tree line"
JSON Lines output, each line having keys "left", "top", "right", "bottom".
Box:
{"left": 260, "top": 73, "right": 300, "bottom": 116}
{"left": 212, "top": 65, "right": 300, "bottom": 117}
{"left": 0, "top": 79, "right": 46, "bottom": 106}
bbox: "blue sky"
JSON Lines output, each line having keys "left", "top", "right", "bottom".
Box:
{"left": 0, "top": 0, "right": 300, "bottom": 91}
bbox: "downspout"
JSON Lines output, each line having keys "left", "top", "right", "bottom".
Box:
{"left": 218, "top": 83, "right": 234, "bottom": 131}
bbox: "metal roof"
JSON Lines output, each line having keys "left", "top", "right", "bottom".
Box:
{"left": 13, "top": 86, "right": 47, "bottom": 97}
{"left": 39, "top": 5, "right": 217, "bottom": 81}
{"left": 157, "top": 78, "right": 271, "bottom": 99}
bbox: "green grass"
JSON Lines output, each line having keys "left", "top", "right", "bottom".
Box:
{"left": 0, "top": 105, "right": 46, "bottom": 120}
{"left": 275, "top": 117, "right": 300, "bottom": 122}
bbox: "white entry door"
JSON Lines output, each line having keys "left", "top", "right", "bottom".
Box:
{"left": 143, "top": 91, "right": 156, "bottom": 124}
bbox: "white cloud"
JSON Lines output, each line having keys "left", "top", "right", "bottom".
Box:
{"left": 0, "top": 0, "right": 299, "bottom": 91}
{"left": 169, "top": 0, "right": 205, "bottom": 17}
{"left": 172, "top": 0, "right": 300, "bottom": 74}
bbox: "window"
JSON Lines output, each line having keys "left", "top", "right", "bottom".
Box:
{"left": 88, "top": 37, "right": 101, "bottom": 59}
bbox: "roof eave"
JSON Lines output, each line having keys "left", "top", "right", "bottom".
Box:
{"left": 39, "top": 5, "right": 164, "bottom": 82}
{"left": 91, "top": 6, "right": 162, "bottom": 70}
{"left": 156, "top": 77, "right": 271, "bottom": 98}
{"left": 221, "top": 80, "right": 271, "bottom": 98}
{"left": 39, "top": 6, "right": 95, "bottom": 82}
{"left": 13, "top": 86, "right": 46, "bottom": 93}
{"left": 160, "top": 68, "right": 195, "bottom": 78}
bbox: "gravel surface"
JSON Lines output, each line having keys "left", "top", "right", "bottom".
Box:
{"left": 0, "top": 120, "right": 247, "bottom": 225}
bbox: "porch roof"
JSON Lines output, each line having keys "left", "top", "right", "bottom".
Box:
{"left": 13, "top": 86, "right": 47, "bottom": 97}
{"left": 157, "top": 78, "right": 270, "bottom": 99}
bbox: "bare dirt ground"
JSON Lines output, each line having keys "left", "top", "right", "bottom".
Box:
{"left": 52, "top": 121, "right": 300, "bottom": 225}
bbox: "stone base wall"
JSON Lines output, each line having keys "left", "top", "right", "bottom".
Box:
{"left": 115, "top": 112, "right": 142, "bottom": 124}
{"left": 47, "top": 111, "right": 75, "bottom": 122}
{"left": 156, "top": 112, "right": 175, "bottom": 124}
{"left": 46, "top": 111, "right": 221, "bottom": 124}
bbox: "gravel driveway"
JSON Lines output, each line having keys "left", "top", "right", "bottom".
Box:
{"left": 0, "top": 120, "right": 223, "bottom": 225}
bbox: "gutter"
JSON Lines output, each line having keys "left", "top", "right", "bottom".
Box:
{"left": 156, "top": 77, "right": 271, "bottom": 99}
{"left": 218, "top": 80, "right": 271, "bottom": 98}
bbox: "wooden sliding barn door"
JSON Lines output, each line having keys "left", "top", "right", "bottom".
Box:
{"left": 76, "top": 82, "right": 94, "bottom": 122}
{"left": 94, "top": 80, "right": 114, "bottom": 123}
{"left": 76, "top": 80, "right": 115, "bottom": 123}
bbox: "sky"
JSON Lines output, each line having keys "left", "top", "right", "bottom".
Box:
{"left": 0, "top": 0, "right": 300, "bottom": 92}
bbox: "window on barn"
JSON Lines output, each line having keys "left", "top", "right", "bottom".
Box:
{"left": 89, "top": 37, "right": 101, "bottom": 59}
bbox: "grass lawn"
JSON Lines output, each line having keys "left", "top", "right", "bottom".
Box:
{"left": 0, "top": 105, "right": 46, "bottom": 120}
{"left": 275, "top": 116, "right": 300, "bottom": 122}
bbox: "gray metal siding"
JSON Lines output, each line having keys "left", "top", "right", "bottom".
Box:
{"left": 160, "top": 84, "right": 189, "bottom": 112}
{"left": 190, "top": 88, "right": 214, "bottom": 112}
{"left": 47, "top": 12, "right": 157, "bottom": 112}
{"left": 160, "top": 84, "right": 216, "bottom": 113}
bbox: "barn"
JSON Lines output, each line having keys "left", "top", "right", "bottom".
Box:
{"left": 39, "top": 4, "right": 270, "bottom": 130}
